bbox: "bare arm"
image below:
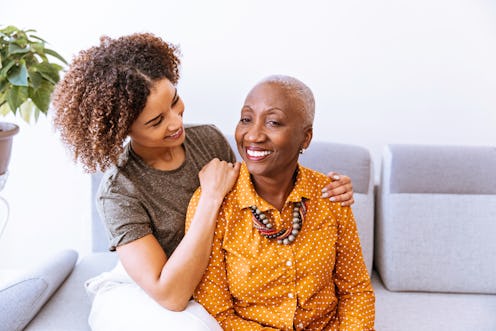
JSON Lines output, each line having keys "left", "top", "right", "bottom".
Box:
{"left": 117, "top": 159, "right": 240, "bottom": 311}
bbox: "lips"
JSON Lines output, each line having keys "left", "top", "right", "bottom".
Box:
{"left": 165, "top": 127, "right": 183, "bottom": 140}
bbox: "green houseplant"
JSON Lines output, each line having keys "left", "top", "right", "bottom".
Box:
{"left": 0, "top": 25, "right": 66, "bottom": 178}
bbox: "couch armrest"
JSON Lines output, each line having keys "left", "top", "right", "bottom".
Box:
{"left": 0, "top": 249, "right": 78, "bottom": 331}
{"left": 375, "top": 144, "right": 496, "bottom": 293}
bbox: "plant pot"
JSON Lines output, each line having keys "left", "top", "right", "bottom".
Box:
{"left": 0, "top": 122, "right": 20, "bottom": 176}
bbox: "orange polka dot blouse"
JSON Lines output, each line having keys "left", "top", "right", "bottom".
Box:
{"left": 186, "top": 163, "right": 375, "bottom": 331}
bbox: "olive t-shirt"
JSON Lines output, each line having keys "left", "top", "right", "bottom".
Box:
{"left": 96, "top": 124, "right": 236, "bottom": 257}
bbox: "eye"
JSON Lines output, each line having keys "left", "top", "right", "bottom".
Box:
{"left": 171, "top": 95, "right": 180, "bottom": 108}
{"left": 151, "top": 115, "right": 164, "bottom": 127}
{"left": 239, "top": 117, "right": 251, "bottom": 124}
{"left": 267, "top": 120, "right": 281, "bottom": 127}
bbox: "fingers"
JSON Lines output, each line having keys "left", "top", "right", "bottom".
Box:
{"left": 223, "top": 161, "right": 240, "bottom": 172}
{"left": 327, "top": 172, "right": 352, "bottom": 184}
{"left": 327, "top": 171, "right": 341, "bottom": 181}
{"left": 200, "top": 158, "right": 240, "bottom": 183}
{"left": 331, "top": 191, "right": 355, "bottom": 206}
{"left": 322, "top": 184, "right": 353, "bottom": 199}
{"left": 232, "top": 162, "right": 241, "bottom": 172}
{"left": 322, "top": 189, "right": 355, "bottom": 206}
{"left": 224, "top": 161, "right": 241, "bottom": 177}
{"left": 321, "top": 176, "right": 355, "bottom": 206}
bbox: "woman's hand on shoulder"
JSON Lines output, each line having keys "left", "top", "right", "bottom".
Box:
{"left": 321, "top": 172, "right": 354, "bottom": 206}
{"left": 199, "top": 158, "right": 240, "bottom": 203}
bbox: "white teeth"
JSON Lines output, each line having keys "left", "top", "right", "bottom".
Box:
{"left": 247, "top": 149, "right": 272, "bottom": 157}
{"left": 168, "top": 129, "right": 181, "bottom": 138}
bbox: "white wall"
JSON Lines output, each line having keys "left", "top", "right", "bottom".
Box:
{"left": 0, "top": 0, "right": 495, "bottom": 268}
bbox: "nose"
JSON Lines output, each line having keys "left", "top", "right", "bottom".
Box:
{"left": 167, "top": 109, "right": 183, "bottom": 131}
{"left": 244, "top": 120, "right": 265, "bottom": 143}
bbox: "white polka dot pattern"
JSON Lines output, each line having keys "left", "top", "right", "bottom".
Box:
{"left": 186, "top": 163, "right": 375, "bottom": 331}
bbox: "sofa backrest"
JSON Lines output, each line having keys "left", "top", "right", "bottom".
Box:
{"left": 375, "top": 144, "right": 496, "bottom": 294}
{"left": 91, "top": 134, "right": 375, "bottom": 274}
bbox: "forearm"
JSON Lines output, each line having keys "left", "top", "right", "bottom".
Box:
{"left": 337, "top": 289, "right": 375, "bottom": 330}
{"left": 155, "top": 194, "right": 223, "bottom": 310}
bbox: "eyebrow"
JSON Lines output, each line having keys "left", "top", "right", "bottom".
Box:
{"left": 143, "top": 88, "right": 178, "bottom": 125}
{"left": 171, "top": 88, "right": 178, "bottom": 106}
{"left": 144, "top": 114, "right": 162, "bottom": 126}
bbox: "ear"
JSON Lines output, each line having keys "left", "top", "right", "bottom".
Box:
{"left": 302, "top": 125, "right": 313, "bottom": 150}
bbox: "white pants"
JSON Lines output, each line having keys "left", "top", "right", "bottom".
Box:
{"left": 85, "top": 262, "right": 222, "bottom": 331}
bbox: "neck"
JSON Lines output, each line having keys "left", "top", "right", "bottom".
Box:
{"left": 131, "top": 143, "right": 185, "bottom": 171}
{"left": 251, "top": 166, "right": 298, "bottom": 211}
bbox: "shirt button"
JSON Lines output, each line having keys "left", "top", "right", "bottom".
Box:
{"left": 288, "top": 292, "right": 294, "bottom": 298}
{"left": 286, "top": 260, "right": 292, "bottom": 267}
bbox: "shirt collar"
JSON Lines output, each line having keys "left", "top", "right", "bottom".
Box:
{"left": 235, "top": 162, "right": 323, "bottom": 212}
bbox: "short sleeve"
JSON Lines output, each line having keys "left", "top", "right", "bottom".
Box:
{"left": 97, "top": 179, "right": 152, "bottom": 251}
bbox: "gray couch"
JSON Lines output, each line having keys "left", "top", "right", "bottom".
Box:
{"left": 4, "top": 138, "right": 494, "bottom": 330}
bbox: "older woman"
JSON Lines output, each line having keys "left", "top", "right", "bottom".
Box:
{"left": 186, "top": 75, "right": 375, "bottom": 330}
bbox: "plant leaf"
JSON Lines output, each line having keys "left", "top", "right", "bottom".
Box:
{"left": 34, "top": 62, "right": 61, "bottom": 85}
{"left": 30, "top": 42, "right": 46, "bottom": 55}
{"left": 34, "top": 106, "right": 41, "bottom": 121}
{"left": 28, "top": 69, "right": 44, "bottom": 89}
{"left": 0, "top": 100, "right": 11, "bottom": 116}
{"left": 0, "top": 79, "right": 7, "bottom": 92}
{"left": 7, "top": 62, "right": 29, "bottom": 86}
{"left": 0, "top": 26, "right": 19, "bottom": 35}
{"left": 29, "top": 34, "right": 46, "bottom": 43}
{"left": 0, "top": 60, "right": 16, "bottom": 78}
{"left": 8, "top": 43, "right": 30, "bottom": 54}
{"left": 29, "top": 82, "right": 51, "bottom": 113}
{"left": 19, "top": 98, "right": 34, "bottom": 122}
{"left": 6, "top": 85, "right": 29, "bottom": 111}
{"left": 44, "top": 48, "right": 68, "bottom": 64}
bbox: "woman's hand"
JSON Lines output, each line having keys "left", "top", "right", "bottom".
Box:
{"left": 199, "top": 158, "right": 240, "bottom": 203}
{"left": 321, "top": 172, "right": 354, "bottom": 206}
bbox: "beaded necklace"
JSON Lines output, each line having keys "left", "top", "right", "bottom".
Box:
{"left": 249, "top": 199, "right": 307, "bottom": 245}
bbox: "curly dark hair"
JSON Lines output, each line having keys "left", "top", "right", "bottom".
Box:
{"left": 52, "top": 33, "right": 181, "bottom": 173}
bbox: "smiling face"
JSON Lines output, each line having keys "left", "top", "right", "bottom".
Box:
{"left": 129, "top": 78, "right": 185, "bottom": 153}
{"left": 235, "top": 80, "right": 313, "bottom": 180}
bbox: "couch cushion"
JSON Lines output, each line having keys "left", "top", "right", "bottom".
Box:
{"left": 373, "top": 272, "right": 496, "bottom": 331}
{"left": 0, "top": 249, "right": 78, "bottom": 331}
{"left": 375, "top": 144, "right": 496, "bottom": 293}
{"left": 25, "top": 252, "right": 118, "bottom": 331}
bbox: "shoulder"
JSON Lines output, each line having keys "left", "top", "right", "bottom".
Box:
{"left": 97, "top": 161, "right": 139, "bottom": 200}
{"left": 298, "top": 165, "right": 332, "bottom": 197}
{"left": 298, "top": 165, "right": 349, "bottom": 214}
{"left": 185, "top": 124, "right": 225, "bottom": 141}
{"left": 184, "top": 124, "right": 236, "bottom": 163}
{"left": 301, "top": 165, "right": 331, "bottom": 183}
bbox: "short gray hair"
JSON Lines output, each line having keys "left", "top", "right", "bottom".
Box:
{"left": 258, "top": 74, "right": 315, "bottom": 126}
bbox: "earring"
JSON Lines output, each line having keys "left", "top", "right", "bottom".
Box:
{"left": 299, "top": 148, "right": 306, "bottom": 154}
